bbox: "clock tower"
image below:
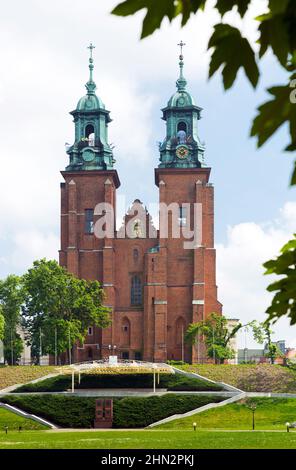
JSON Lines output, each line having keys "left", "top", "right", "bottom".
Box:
{"left": 159, "top": 41, "right": 205, "bottom": 169}
{"left": 66, "top": 43, "right": 115, "bottom": 172}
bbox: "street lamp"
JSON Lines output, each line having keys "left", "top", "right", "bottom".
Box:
{"left": 193, "top": 422, "right": 197, "bottom": 432}
{"left": 246, "top": 403, "right": 257, "bottom": 430}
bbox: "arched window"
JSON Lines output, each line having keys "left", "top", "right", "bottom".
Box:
{"left": 85, "top": 124, "right": 95, "bottom": 146}
{"left": 131, "top": 275, "right": 142, "bottom": 305}
{"left": 177, "top": 121, "right": 187, "bottom": 144}
{"left": 133, "top": 248, "right": 139, "bottom": 262}
{"left": 85, "top": 124, "right": 94, "bottom": 138}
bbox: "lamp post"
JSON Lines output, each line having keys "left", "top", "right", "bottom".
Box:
{"left": 193, "top": 422, "right": 197, "bottom": 432}
{"left": 247, "top": 403, "right": 257, "bottom": 430}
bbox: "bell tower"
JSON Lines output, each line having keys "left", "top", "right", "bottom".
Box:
{"left": 159, "top": 41, "right": 205, "bottom": 169}
{"left": 151, "top": 42, "right": 222, "bottom": 363}
{"left": 59, "top": 44, "right": 120, "bottom": 362}
{"left": 66, "top": 43, "right": 115, "bottom": 171}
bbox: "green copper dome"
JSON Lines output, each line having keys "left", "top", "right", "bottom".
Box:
{"left": 65, "top": 43, "right": 115, "bottom": 172}
{"left": 76, "top": 93, "right": 105, "bottom": 111}
{"left": 158, "top": 41, "right": 206, "bottom": 169}
{"left": 167, "top": 89, "right": 195, "bottom": 107}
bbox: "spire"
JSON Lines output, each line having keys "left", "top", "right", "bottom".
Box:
{"left": 86, "top": 42, "right": 96, "bottom": 95}
{"left": 176, "top": 40, "right": 187, "bottom": 92}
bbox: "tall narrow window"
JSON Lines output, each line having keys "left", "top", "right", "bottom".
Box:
{"left": 85, "top": 209, "right": 94, "bottom": 234}
{"left": 178, "top": 206, "right": 187, "bottom": 227}
{"left": 131, "top": 275, "right": 142, "bottom": 305}
{"left": 177, "top": 121, "right": 187, "bottom": 143}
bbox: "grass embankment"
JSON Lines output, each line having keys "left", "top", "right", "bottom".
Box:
{"left": 0, "top": 429, "right": 296, "bottom": 449}
{"left": 14, "top": 373, "right": 224, "bottom": 393}
{"left": 1, "top": 394, "right": 223, "bottom": 428}
{"left": 0, "top": 408, "right": 47, "bottom": 430}
{"left": 0, "top": 366, "right": 59, "bottom": 391}
{"left": 177, "top": 364, "right": 296, "bottom": 392}
{"left": 156, "top": 398, "right": 296, "bottom": 430}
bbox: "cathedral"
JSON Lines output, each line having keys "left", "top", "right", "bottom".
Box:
{"left": 59, "top": 44, "right": 222, "bottom": 363}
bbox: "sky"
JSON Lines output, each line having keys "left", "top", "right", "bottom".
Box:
{"left": 0, "top": 0, "right": 295, "bottom": 349}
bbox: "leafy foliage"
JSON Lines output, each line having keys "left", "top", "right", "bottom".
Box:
{"left": 263, "top": 235, "right": 296, "bottom": 325}
{"left": 252, "top": 321, "right": 284, "bottom": 363}
{"left": 112, "top": 394, "right": 223, "bottom": 428}
{"left": 22, "top": 259, "right": 111, "bottom": 361}
{"left": 208, "top": 24, "right": 259, "bottom": 89}
{"left": 215, "top": 0, "right": 251, "bottom": 18}
{"left": 185, "top": 313, "right": 245, "bottom": 363}
{"left": 1, "top": 393, "right": 223, "bottom": 428}
{"left": 14, "top": 372, "right": 223, "bottom": 393}
{"left": 0, "top": 275, "right": 25, "bottom": 364}
{"left": 0, "top": 308, "right": 4, "bottom": 340}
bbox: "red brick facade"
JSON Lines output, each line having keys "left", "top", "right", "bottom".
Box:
{"left": 59, "top": 166, "right": 222, "bottom": 363}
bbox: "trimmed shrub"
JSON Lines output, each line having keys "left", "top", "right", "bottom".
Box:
{"left": 113, "top": 394, "right": 224, "bottom": 428}
{"left": 2, "top": 393, "right": 224, "bottom": 428}
{"left": 15, "top": 373, "right": 223, "bottom": 393}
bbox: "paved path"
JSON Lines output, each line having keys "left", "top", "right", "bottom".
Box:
{"left": 0, "top": 390, "right": 238, "bottom": 398}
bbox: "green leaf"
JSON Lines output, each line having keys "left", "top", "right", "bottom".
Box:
{"left": 208, "top": 24, "right": 259, "bottom": 89}
{"left": 180, "top": 0, "right": 206, "bottom": 26}
{"left": 291, "top": 162, "right": 296, "bottom": 185}
{"left": 112, "top": 0, "right": 178, "bottom": 39}
{"left": 264, "top": 234, "right": 296, "bottom": 325}
{"left": 250, "top": 83, "right": 296, "bottom": 158}
{"left": 111, "top": 0, "right": 148, "bottom": 17}
{"left": 215, "top": 0, "right": 251, "bottom": 17}
{"left": 257, "top": 13, "right": 290, "bottom": 66}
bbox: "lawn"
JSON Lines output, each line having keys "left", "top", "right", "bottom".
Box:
{"left": 177, "top": 364, "right": 296, "bottom": 393}
{"left": 156, "top": 398, "right": 296, "bottom": 430}
{"left": 0, "top": 408, "right": 47, "bottom": 431}
{"left": 0, "top": 366, "right": 59, "bottom": 391}
{"left": 0, "top": 429, "right": 296, "bottom": 449}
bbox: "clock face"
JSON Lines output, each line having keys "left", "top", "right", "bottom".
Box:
{"left": 82, "top": 149, "right": 95, "bottom": 162}
{"left": 176, "top": 145, "right": 189, "bottom": 159}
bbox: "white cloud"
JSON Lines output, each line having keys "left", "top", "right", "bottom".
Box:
{"left": 217, "top": 201, "right": 296, "bottom": 349}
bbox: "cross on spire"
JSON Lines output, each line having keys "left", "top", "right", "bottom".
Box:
{"left": 88, "top": 42, "right": 95, "bottom": 60}
{"left": 178, "top": 40, "right": 186, "bottom": 57}
{"left": 86, "top": 42, "right": 96, "bottom": 94}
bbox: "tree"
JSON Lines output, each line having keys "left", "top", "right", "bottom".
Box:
{"left": 111, "top": 0, "right": 296, "bottom": 325}
{"left": 22, "top": 259, "right": 111, "bottom": 363}
{"left": 263, "top": 235, "right": 296, "bottom": 325}
{"left": 252, "top": 320, "right": 284, "bottom": 364}
{"left": 185, "top": 312, "right": 246, "bottom": 363}
{"left": 0, "top": 275, "right": 24, "bottom": 364}
{"left": 0, "top": 308, "right": 4, "bottom": 341}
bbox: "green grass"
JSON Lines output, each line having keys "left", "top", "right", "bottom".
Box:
{"left": 0, "top": 366, "right": 59, "bottom": 391}
{"left": 0, "top": 408, "right": 47, "bottom": 431}
{"left": 0, "top": 429, "right": 296, "bottom": 449}
{"left": 156, "top": 398, "right": 296, "bottom": 430}
{"left": 14, "top": 372, "right": 223, "bottom": 393}
{"left": 177, "top": 364, "right": 296, "bottom": 393}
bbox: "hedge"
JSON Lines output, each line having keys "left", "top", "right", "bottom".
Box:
{"left": 2, "top": 394, "right": 224, "bottom": 428}
{"left": 15, "top": 373, "right": 223, "bottom": 393}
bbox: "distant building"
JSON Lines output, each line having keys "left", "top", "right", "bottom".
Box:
{"left": 238, "top": 348, "right": 266, "bottom": 364}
